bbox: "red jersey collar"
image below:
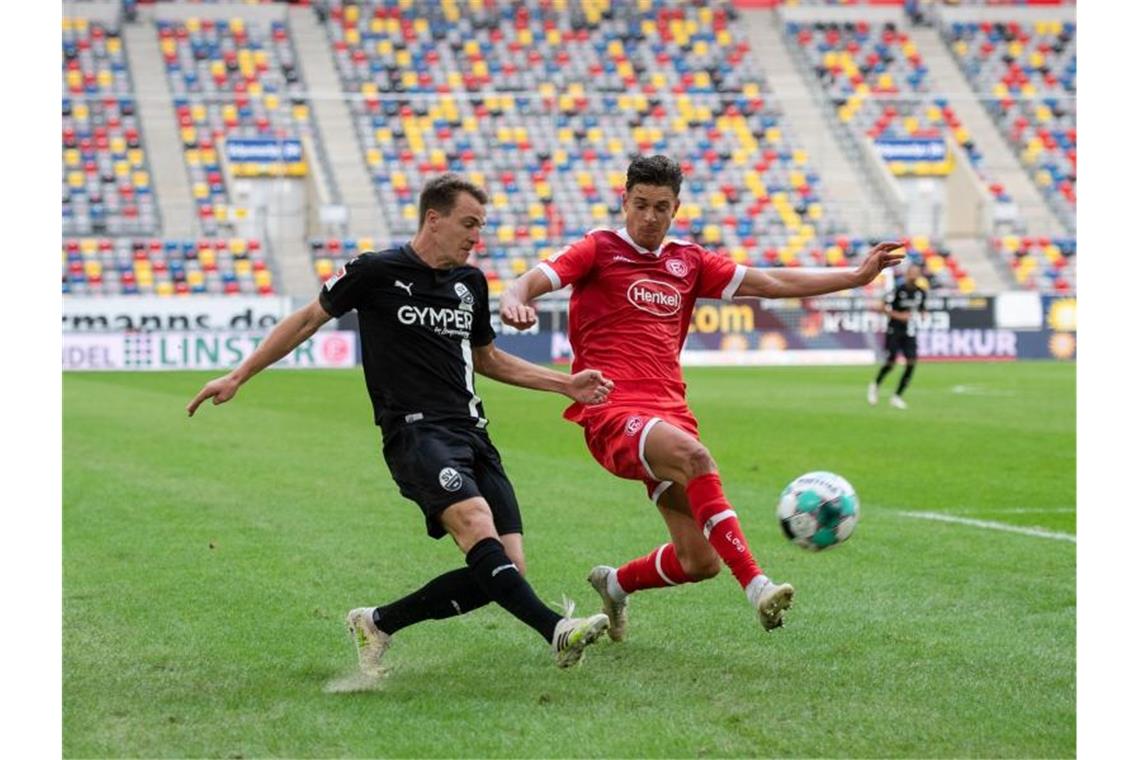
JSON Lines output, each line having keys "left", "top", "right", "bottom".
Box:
{"left": 615, "top": 227, "right": 689, "bottom": 258}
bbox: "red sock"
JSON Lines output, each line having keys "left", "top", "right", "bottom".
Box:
{"left": 686, "top": 472, "right": 763, "bottom": 589}
{"left": 615, "top": 543, "right": 694, "bottom": 593}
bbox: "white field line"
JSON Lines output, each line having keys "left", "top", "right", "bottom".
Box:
{"left": 899, "top": 511, "right": 1076, "bottom": 543}
{"left": 960, "top": 507, "right": 1075, "bottom": 514}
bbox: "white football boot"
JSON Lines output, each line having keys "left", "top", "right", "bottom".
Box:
{"left": 587, "top": 565, "right": 629, "bottom": 642}
{"left": 867, "top": 382, "right": 879, "bottom": 406}
{"left": 749, "top": 580, "right": 795, "bottom": 632}
{"left": 346, "top": 607, "right": 391, "bottom": 677}
{"left": 890, "top": 394, "right": 908, "bottom": 410}
{"left": 551, "top": 599, "right": 609, "bottom": 668}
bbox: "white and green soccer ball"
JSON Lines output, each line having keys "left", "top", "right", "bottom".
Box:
{"left": 777, "top": 471, "right": 860, "bottom": 551}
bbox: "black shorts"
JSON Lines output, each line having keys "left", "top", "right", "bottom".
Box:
{"left": 381, "top": 422, "right": 523, "bottom": 540}
{"left": 885, "top": 330, "right": 918, "bottom": 361}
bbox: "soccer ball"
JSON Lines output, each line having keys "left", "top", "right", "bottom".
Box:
{"left": 777, "top": 471, "right": 860, "bottom": 551}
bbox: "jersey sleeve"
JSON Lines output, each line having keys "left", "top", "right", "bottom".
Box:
{"left": 887, "top": 287, "right": 902, "bottom": 312}
{"left": 695, "top": 247, "right": 747, "bottom": 299}
{"left": 470, "top": 270, "right": 495, "bottom": 348}
{"left": 318, "top": 253, "right": 382, "bottom": 317}
{"left": 918, "top": 288, "right": 928, "bottom": 311}
{"left": 537, "top": 235, "right": 598, "bottom": 290}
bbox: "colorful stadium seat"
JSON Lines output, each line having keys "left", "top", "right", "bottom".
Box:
{"left": 157, "top": 15, "right": 320, "bottom": 235}
{"left": 315, "top": 1, "right": 972, "bottom": 288}
{"left": 63, "top": 18, "right": 159, "bottom": 235}
{"left": 943, "top": 19, "right": 1075, "bottom": 231}
{"left": 994, "top": 234, "right": 1074, "bottom": 292}
{"left": 786, "top": 20, "right": 1013, "bottom": 206}
{"left": 62, "top": 237, "right": 274, "bottom": 296}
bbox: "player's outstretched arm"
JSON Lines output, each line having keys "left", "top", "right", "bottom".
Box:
{"left": 472, "top": 343, "right": 613, "bottom": 405}
{"left": 186, "top": 299, "right": 332, "bottom": 416}
{"left": 499, "top": 268, "right": 555, "bottom": 330}
{"left": 735, "top": 242, "right": 905, "bottom": 299}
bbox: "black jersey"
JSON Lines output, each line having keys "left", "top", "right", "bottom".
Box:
{"left": 319, "top": 245, "right": 495, "bottom": 431}
{"left": 885, "top": 283, "right": 927, "bottom": 338}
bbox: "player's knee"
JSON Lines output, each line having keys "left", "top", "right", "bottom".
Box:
{"left": 679, "top": 553, "right": 721, "bottom": 581}
{"left": 676, "top": 442, "right": 717, "bottom": 481}
{"left": 443, "top": 501, "right": 497, "bottom": 548}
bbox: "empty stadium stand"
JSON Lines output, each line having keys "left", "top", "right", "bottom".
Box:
{"left": 63, "top": 17, "right": 160, "bottom": 236}
{"left": 63, "top": 236, "right": 274, "bottom": 296}
{"left": 943, "top": 18, "right": 1075, "bottom": 230}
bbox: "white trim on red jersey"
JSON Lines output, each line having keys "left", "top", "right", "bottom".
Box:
{"left": 722, "top": 265, "right": 747, "bottom": 300}
{"left": 537, "top": 262, "right": 561, "bottom": 290}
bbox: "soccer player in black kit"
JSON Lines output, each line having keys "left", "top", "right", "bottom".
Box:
{"left": 868, "top": 263, "right": 927, "bottom": 409}
{"left": 187, "top": 174, "right": 613, "bottom": 672}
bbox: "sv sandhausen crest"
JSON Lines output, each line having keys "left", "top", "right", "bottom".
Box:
{"left": 438, "top": 467, "right": 463, "bottom": 492}
{"left": 454, "top": 282, "right": 475, "bottom": 312}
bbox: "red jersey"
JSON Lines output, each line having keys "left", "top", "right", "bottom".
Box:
{"left": 538, "top": 228, "right": 745, "bottom": 421}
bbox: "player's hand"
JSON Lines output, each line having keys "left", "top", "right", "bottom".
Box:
{"left": 186, "top": 373, "right": 241, "bottom": 417}
{"left": 568, "top": 369, "right": 614, "bottom": 406}
{"left": 854, "top": 241, "right": 906, "bottom": 286}
{"left": 499, "top": 292, "right": 538, "bottom": 331}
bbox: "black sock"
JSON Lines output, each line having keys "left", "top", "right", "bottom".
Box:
{"left": 875, "top": 362, "right": 894, "bottom": 385}
{"left": 372, "top": 567, "right": 491, "bottom": 636}
{"left": 465, "top": 537, "right": 561, "bottom": 643}
{"left": 897, "top": 363, "right": 916, "bottom": 395}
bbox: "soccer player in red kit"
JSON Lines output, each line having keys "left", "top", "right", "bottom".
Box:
{"left": 500, "top": 155, "right": 903, "bottom": 639}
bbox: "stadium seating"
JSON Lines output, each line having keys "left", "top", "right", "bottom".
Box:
{"left": 943, "top": 20, "right": 1075, "bottom": 229}
{"left": 307, "top": 231, "right": 971, "bottom": 296}
{"left": 786, "top": 20, "right": 1013, "bottom": 204}
{"left": 62, "top": 237, "right": 274, "bottom": 296}
{"left": 156, "top": 15, "right": 317, "bottom": 235}
{"left": 993, "top": 234, "right": 1074, "bottom": 293}
{"left": 63, "top": 17, "right": 159, "bottom": 236}
{"left": 318, "top": 0, "right": 876, "bottom": 283}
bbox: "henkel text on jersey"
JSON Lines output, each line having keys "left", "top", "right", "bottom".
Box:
{"left": 538, "top": 228, "right": 746, "bottom": 415}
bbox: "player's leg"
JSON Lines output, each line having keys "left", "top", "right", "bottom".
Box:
{"left": 351, "top": 532, "right": 528, "bottom": 675}
{"left": 891, "top": 339, "right": 917, "bottom": 408}
{"left": 589, "top": 484, "right": 718, "bottom": 641}
{"left": 441, "top": 498, "right": 608, "bottom": 667}
{"left": 643, "top": 420, "right": 794, "bottom": 630}
{"left": 870, "top": 335, "right": 900, "bottom": 404}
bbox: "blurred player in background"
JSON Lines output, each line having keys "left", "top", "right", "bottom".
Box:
{"left": 187, "top": 174, "right": 613, "bottom": 671}
{"left": 500, "top": 155, "right": 904, "bottom": 640}
{"left": 867, "top": 263, "right": 927, "bottom": 410}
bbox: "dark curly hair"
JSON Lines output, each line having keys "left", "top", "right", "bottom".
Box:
{"left": 625, "top": 154, "right": 684, "bottom": 196}
{"left": 418, "top": 173, "right": 489, "bottom": 228}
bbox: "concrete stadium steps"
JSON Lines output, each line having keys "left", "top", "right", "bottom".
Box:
{"left": 123, "top": 22, "right": 195, "bottom": 238}
{"left": 946, "top": 236, "right": 1010, "bottom": 293}
{"left": 911, "top": 25, "right": 1065, "bottom": 237}
{"left": 742, "top": 9, "right": 898, "bottom": 239}
{"left": 288, "top": 5, "right": 387, "bottom": 243}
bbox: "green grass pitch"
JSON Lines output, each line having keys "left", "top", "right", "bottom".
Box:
{"left": 64, "top": 362, "right": 1074, "bottom": 757}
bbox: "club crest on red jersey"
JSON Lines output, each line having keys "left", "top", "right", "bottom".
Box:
{"left": 665, "top": 258, "right": 689, "bottom": 278}
{"left": 624, "top": 415, "right": 645, "bottom": 436}
{"left": 626, "top": 278, "right": 682, "bottom": 316}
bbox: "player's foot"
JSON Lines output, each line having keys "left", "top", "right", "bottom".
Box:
{"left": 551, "top": 607, "right": 610, "bottom": 668}
{"left": 890, "top": 395, "right": 908, "bottom": 410}
{"left": 587, "top": 565, "right": 629, "bottom": 642}
{"left": 346, "top": 607, "right": 391, "bottom": 677}
{"left": 751, "top": 581, "right": 795, "bottom": 631}
{"left": 867, "top": 382, "right": 879, "bottom": 405}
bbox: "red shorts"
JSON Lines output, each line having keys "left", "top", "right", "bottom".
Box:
{"left": 574, "top": 405, "right": 700, "bottom": 502}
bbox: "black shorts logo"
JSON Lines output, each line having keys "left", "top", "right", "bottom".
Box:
{"left": 438, "top": 467, "right": 463, "bottom": 492}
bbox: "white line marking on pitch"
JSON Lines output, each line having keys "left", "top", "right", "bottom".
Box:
{"left": 899, "top": 511, "right": 1076, "bottom": 543}
{"left": 961, "top": 507, "right": 1074, "bottom": 515}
